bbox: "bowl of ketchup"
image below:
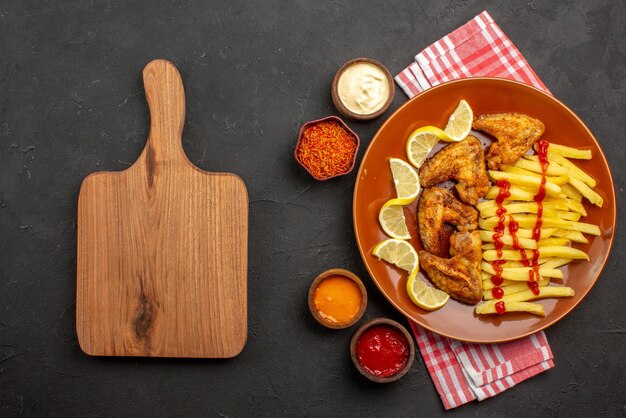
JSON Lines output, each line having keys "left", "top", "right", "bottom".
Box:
{"left": 350, "top": 318, "right": 415, "bottom": 383}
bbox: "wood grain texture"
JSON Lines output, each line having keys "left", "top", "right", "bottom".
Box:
{"left": 76, "top": 60, "right": 248, "bottom": 358}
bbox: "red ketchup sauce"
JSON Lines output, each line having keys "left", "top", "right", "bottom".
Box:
{"left": 491, "top": 286, "right": 504, "bottom": 299}
{"left": 527, "top": 280, "right": 540, "bottom": 296}
{"left": 356, "top": 325, "right": 409, "bottom": 378}
{"left": 526, "top": 139, "right": 550, "bottom": 294}
{"left": 491, "top": 180, "right": 525, "bottom": 301}
{"left": 492, "top": 179, "right": 511, "bottom": 258}
{"left": 495, "top": 301, "right": 506, "bottom": 315}
{"left": 491, "top": 259, "right": 506, "bottom": 286}
{"left": 491, "top": 142, "right": 550, "bottom": 306}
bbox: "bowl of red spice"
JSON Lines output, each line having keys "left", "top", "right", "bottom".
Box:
{"left": 294, "top": 116, "right": 359, "bottom": 180}
{"left": 350, "top": 318, "right": 415, "bottom": 383}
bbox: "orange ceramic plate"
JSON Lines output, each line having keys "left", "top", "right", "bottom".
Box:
{"left": 353, "top": 77, "right": 616, "bottom": 343}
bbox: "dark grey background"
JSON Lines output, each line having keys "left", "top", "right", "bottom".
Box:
{"left": 1, "top": 0, "right": 624, "bottom": 416}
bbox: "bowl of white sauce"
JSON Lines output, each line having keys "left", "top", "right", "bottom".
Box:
{"left": 332, "top": 58, "right": 394, "bottom": 121}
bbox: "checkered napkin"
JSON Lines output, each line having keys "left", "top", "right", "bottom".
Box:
{"left": 396, "top": 10, "right": 548, "bottom": 96}
{"left": 397, "top": 11, "right": 555, "bottom": 410}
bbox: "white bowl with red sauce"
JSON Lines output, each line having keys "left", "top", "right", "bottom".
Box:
{"left": 350, "top": 318, "right": 415, "bottom": 383}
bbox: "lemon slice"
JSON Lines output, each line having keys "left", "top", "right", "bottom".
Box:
{"left": 443, "top": 99, "right": 473, "bottom": 141}
{"left": 406, "top": 269, "right": 450, "bottom": 311}
{"left": 378, "top": 199, "right": 411, "bottom": 239}
{"left": 372, "top": 238, "right": 418, "bottom": 273}
{"left": 406, "top": 129, "right": 440, "bottom": 168}
{"left": 388, "top": 158, "right": 420, "bottom": 203}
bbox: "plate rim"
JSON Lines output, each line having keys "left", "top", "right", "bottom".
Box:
{"left": 352, "top": 76, "right": 617, "bottom": 343}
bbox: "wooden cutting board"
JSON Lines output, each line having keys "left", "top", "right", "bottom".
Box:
{"left": 76, "top": 60, "right": 248, "bottom": 358}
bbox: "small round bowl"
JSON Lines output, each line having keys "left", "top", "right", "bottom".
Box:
{"left": 331, "top": 58, "right": 395, "bottom": 121}
{"left": 294, "top": 116, "right": 360, "bottom": 180}
{"left": 350, "top": 318, "right": 415, "bottom": 383}
{"left": 308, "top": 268, "right": 367, "bottom": 329}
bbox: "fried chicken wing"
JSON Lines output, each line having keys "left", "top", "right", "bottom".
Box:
{"left": 419, "top": 231, "right": 483, "bottom": 305}
{"left": 419, "top": 136, "right": 489, "bottom": 205}
{"left": 418, "top": 187, "right": 478, "bottom": 258}
{"left": 472, "top": 112, "right": 545, "bottom": 170}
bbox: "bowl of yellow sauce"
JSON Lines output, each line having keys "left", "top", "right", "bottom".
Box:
{"left": 331, "top": 58, "right": 394, "bottom": 121}
{"left": 308, "top": 268, "right": 367, "bottom": 329}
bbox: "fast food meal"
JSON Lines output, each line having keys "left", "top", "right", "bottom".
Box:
{"left": 372, "top": 100, "right": 604, "bottom": 316}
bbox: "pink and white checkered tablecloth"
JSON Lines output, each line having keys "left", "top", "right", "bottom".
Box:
{"left": 396, "top": 11, "right": 554, "bottom": 410}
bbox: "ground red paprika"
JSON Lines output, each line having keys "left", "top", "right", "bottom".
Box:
{"left": 296, "top": 121, "right": 357, "bottom": 180}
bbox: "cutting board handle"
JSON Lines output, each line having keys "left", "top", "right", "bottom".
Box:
{"left": 141, "top": 59, "right": 186, "bottom": 165}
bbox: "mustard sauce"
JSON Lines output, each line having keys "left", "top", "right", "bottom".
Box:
{"left": 313, "top": 275, "right": 362, "bottom": 325}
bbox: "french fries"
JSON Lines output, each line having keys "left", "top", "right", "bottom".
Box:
{"left": 547, "top": 152, "right": 597, "bottom": 188}
{"left": 484, "top": 259, "right": 550, "bottom": 269}
{"left": 540, "top": 258, "right": 573, "bottom": 269}
{"left": 554, "top": 198, "right": 587, "bottom": 216}
{"left": 480, "top": 237, "right": 569, "bottom": 251}
{"left": 569, "top": 177, "right": 603, "bottom": 207}
{"left": 482, "top": 273, "right": 553, "bottom": 289}
{"left": 535, "top": 142, "right": 592, "bottom": 160}
{"left": 552, "top": 228, "right": 588, "bottom": 243}
{"left": 476, "top": 301, "right": 545, "bottom": 316}
{"left": 475, "top": 141, "right": 602, "bottom": 317}
{"left": 485, "top": 185, "right": 537, "bottom": 201}
{"left": 482, "top": 277, "right": 521, "bottom": 290}
{"left": 504, "top": 166, "right": 569, "bottom": 186}
{"left": 476, "top": 287, "right": 575, "bottom": 315}
{"left": 483, "top": 247, "right": 589, "bottom": 261}
{"left": 481, "top": 286, "right": 575, "bottom": 305}
{"left": 477, "top": 200, "right": 568, "bottom": 218}
{"left": 481, "top": 261, "right": 563, "bottom": 280}
{"left": 513, "top": 157, "right": 568, "bottom": 176}
{"left": 536, "top": 238, "right": 570, "bottom": 247}
{"left": 479, "top": 215, "right": 601, "bottom": 236}
{"left": 489, "top": 170, "right": 562, "bottom": 196}
{"left": 483, "top": 278, "right": 550, "bottom": 299}
{"left": 479, "top": 228, "right": 556, "bottom": 241}
{"left": 481, "top": 239, "right": 536, "bottom": 251}
{"left": 560, "top": 184, "right": 583, "bottom": 202}
{"left": 556, "top": 211, "right": 581, "bottom": 221}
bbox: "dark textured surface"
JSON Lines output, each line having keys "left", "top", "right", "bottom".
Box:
{"left": 1, "top": 0, "right": 624, "bottom": 416}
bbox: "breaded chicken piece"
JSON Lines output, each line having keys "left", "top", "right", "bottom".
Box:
{"left": 418, "top": 187, "right": 478, "bottom": 258}
{"left": 419, "top": 231, "right": 483, "bottom": 305}
{"left": 473, "top": 112, "right": 545, "bottom": 170}
{"left": 419, "top": 136, "right": 489, "bottom": 205}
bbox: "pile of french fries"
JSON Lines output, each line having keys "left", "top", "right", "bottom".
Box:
{"left": 475, "top": 143, "right": 602, "bottom": 316}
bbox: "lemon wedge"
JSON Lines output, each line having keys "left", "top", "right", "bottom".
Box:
{"left": 388, "top": 158, "right": 420, "bottom": 204}
{"left": 378, "top": 199, "right": 411, "bottom": 239}
{"left": 406, "top": 129, "right": 440, "bottom": 168}
{"left": 406, "top": 269, "right": 450, "bottom": 311}
{"left": 443, "top": 99, "right": 473, "bottom": 141}
{"left": 372, "top": 238, "right": 418, "bottom": 273}
{"left": 405, "top": 100, "right": 473, "bottom": 160}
